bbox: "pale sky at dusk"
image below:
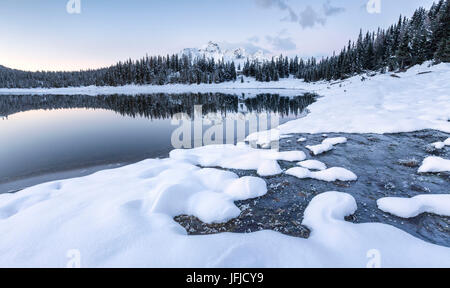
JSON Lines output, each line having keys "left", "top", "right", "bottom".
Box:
{"left": 0, "top": 0, "right": 437, "bottom": 71}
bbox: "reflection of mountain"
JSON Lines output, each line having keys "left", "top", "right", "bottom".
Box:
{"left": 0, "top": 93, "right": 316, "bottom": 120}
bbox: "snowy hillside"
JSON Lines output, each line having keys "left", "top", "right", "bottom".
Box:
{"left": 247, "top": 62, "right": 450, "bottom": 146}
{"left": 180, "top": 41, "right": 269, "bottom": 67}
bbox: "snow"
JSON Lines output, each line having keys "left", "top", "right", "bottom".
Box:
{"left": 179, "top": 42, "right": 270, "bottom": 71}
{"left": 1, "top": 176, "right": 449, "bottom": 267}
{"left": 304, "top": 137, "right": 347, "bottom": 156}
{"left": 0, "top": 76, "right": 307, "bottom": 97}
{"left": 1, "top": 62, "right": 450, "bottom": 267}
{"left": 286, "top": 167, "right": 357, "bottom": 182}
{"left": 378, "top": 195, "right": 450, "bottom": 218}
{"left": 418, "top": 156, "right": 450, "bottom": 173}
{"left": 298, "top": 160, "right": 327, "bottom": 171}
{"left": 432, "top": 138, "right": 450, "bottom": 149}
{"left": 169, "top": 143, "right": 306, "bottom": 177}
{"left": 432, "top": 142, "right": 446, "bottom": 149}
{"left": 306, "top": 143, "right": 334, "bottom": 155}
{"left": 322, "top": 137, "right": 347, "bottom": 145}
{"left": 297, "top": 137, "right": 307, "bottom": 143}
{"left": 245, "top": 62, "right": 450, "bottom": 144}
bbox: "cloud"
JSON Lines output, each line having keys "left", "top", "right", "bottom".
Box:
{"left": 253, "top": 0, "right": 345, "bottom": 29}
{"left": 254, "top": 0, "right": 298, "bottom": 22}
{"left": 266, "top": 35, "right": 297, "bottom": 51}
{"left": 247, "top": 36, "right": 260, "bottom": 43}
{"left": 220, "top": 41, "right": 272, "bottom": 54}
{"left": 323, "top": 0, "right": 345, "bottom": 16}
{"left": 298, "top": 6, "right": 326, "bottom": 28}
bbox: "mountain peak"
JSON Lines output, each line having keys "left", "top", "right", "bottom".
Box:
{"left": 180, "top": 42, "right": 269, "bottom": 64}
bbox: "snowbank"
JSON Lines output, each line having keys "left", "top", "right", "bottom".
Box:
{"left": 1, "top": 175, "right": 449, "bottom": 268}
{"left": 286, "top": 167, "right": 357, "bottom": 182}
{"left": 378, "top": 195, "right": 450, "bottom": 218}
{"left": 170, "top": 143, "right": 306, "bottom": 176}
{"left": 418, "top": 156, "right": 450, "bottom": 173}
{"left": 0, "top": 76, "right": 307, "bottom": 97}
{"left": 246, "top": 62, "right": 450, "bottom": 144}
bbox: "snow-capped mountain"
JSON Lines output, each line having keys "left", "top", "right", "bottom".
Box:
{"left": 180, "top": 41, "right": 269, "bottom": 67}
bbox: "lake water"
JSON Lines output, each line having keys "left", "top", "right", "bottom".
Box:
{"left": 0, "top": 93, "right": 315, "bottom": 193}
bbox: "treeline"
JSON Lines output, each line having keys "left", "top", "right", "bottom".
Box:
{"left": 0, "top": 93, "right": 315, "bottom": 119}
{"left": 103, "top": 55, "right": 237, "bottom": 86}
{"left": 243, "top": 0, "right": 449, "bottom": 82}
{"left": 0, "top": 0, "right": 448, "bottom": 88}
{"left": 0, "top": 55, "right": 237, "bottom": 88}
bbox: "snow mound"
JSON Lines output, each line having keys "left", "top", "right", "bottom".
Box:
{"left": 432, "top": 138, "right": 450, "bottom": 149}
{"left": 378, "top": 195, "right": 450, "bottom": 218}
{"left": 322, "top": 137, "right": 347, "bottom": 145}
{"left": 286, "top": 167, "right": 357, "bottom": 182}
{"left": 418, "top": 156, "right": 450, "bottom": 173}
{"left": 298, "top": 160, "right": 327, "bottom": 171}
{"left": 1, "top": 172, "right": 449, "bottom": 267}
{"left": 170, "top": 143, "right": 306, "bottom": 176}
{"left": 305, "top": 137, "right": 347, "bottom": 156}
{"left": 306, "top": 143, "right": 334, "bottom": 155}
{"left": 432, "top": 142, "right": 446, "bottom": 149}
{"left": 297, "top": 137, "right": 307, "bottom": 143}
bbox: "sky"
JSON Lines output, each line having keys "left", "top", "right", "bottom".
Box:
{"left": 0, "top": 0, "right": 437, "bottom": 71}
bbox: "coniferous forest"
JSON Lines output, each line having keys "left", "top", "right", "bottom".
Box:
{"left": 0, "top": 0, "right": 448, "bottom": 88}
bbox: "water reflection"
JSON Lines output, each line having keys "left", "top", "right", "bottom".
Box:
{"left": 0, "top": 93, "right": 316, "bottom": 120}
{"left": 0, "top": 93, "right": 316, "bottom": 192}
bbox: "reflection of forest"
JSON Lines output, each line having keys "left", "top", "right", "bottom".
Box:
{"left": 0, "top": 93, "right": 316, "bottom": 119}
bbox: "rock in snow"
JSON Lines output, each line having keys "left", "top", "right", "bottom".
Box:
{"left": 306, "top": 143, "right": 334, "bottom": 156}
{"left": 418, "top": 156, "right": 450, "bottom": 173}
{"left": 378, "top": 195, "right": 450, "bottom": 218}
{"left": 297, "top": 160, "right": 327, "bottom": 171}
{"left": 305, "top": 137, "right": 347, "bottom": 156}
{"left": 286, "top": 167, "right": 357, "bottom": 182}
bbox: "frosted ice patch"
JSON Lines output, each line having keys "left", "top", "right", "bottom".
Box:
{"left": 418, "top": 156, "right": 450, "bottom": 173}
{"left": 378, "top": 195, "right": 450, "bottom": 218}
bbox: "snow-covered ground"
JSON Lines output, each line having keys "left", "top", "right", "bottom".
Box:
{"left": 0, "top": 62, "right": 449, "bottom": 267}
{"left": 246, "top": 62, "right": 450, "bottom": 146}
{"left": 0, "top": 159, "right": 449, "bottom": 268}
{"left": 0, "top": 76, "right": 308, "bottom": 97}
